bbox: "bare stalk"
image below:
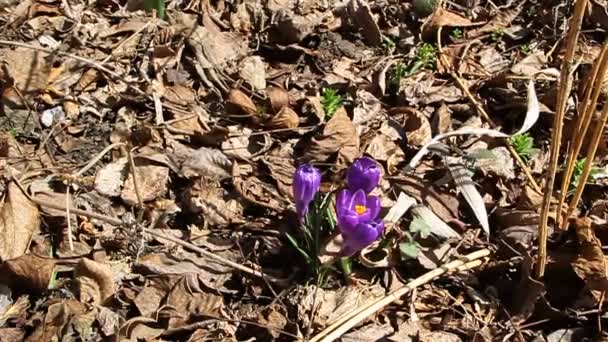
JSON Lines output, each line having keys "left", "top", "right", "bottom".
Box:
{"left": 536, "top": 0, "right": 588, "bottom": 279}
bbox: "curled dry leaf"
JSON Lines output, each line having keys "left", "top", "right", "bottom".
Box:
{"left": 421, "top": 8, "right": 477, "bottom": 39}
{"left": 302, "top": 107, "right": 359, "bottom": 164}
{"left": 239, "top": 56, "right": 266, "bottom": 90}
{"left": 0, "top": 182, "right": 40, "bottom": 261}
{"left": 402, "top": 108, "right": 432, "bottom": 147}
{"left": 227, "top": 89, "right": 258, "bottom": 117}
{"left": 0, "top": 254, "right": 56, "bottom": 293}
{"left": 266, "top": 86, "right": 290, "bottom": 113}
{"left": 267, "top": 106, "right": 299, "bottom": 129}
{"left": 74, "top": 258, "right": 116, "bottom": 305}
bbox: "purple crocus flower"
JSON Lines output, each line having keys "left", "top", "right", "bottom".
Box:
{"left": 347, "top": 157, "right": 381, "bottom": 193}
{"left": 293, "top": 164, "right": 321, "bottom": 222}
{"left": 336, "top": 188, "right": 384, "bottom": 255}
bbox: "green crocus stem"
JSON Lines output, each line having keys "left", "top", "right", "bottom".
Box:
{"left": 340, "top": 257, "right": 352, "bottom": 278}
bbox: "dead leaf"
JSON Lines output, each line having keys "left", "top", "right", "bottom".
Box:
{"left": 267, "top": 106, "right": 299, "bottom": 129}
{"left": 342, "top": 323, "right": 395, "bottom": 341}
{"left": 0, "top": 182, "right": 40, "bottom": 261}
{"left": 94, "top": 157, "right": 128, "bottom": 197}
{"left": 0, "top": 254, "right": 56, "bottom": 293}
{"left": 183, "top": 179, "right": 245, "bottom": 226}
{"left": 411, "top": 205, "right": 460, "bottom": 239}
{"left": 402, "top": 108, "right": 432, "bottom": 147}
{"left": 74, "top": 258, "right": 116, "bottom": 305}
{"left": 572, "top": 218, "right": 608, "bottom": 297}
{"left": 447, "top": 157, "right": 490, "bottom": 235}
{"left": 227, "top": 89, "right": 258, "bottom": 116}
{"left": 121, "top": 161, "right": 169, "bottom": 205}
{"left": 221, "top": 126, "right": 272, "bottom": 160}
{"left": 432, "top": 103, "right": 452, "bottom": 134}
{"left": 0, "top": 328, "right": 24, "bottom": 341}
{"left": 25, "top": 300, "right": 87, "bottom": 342}
{"left": 395, "top": 175, "right": 460, "bottom": 223}
{"left": 421, "top": 8, "right": 478, "bottom": 39}
{"left": 163, "top": 275, "right": 224, "bottom": 328}
{"left": 511, "top": 51, "right": 547, "bottom": 76}
{"left": 266, "top": 86, "right": 290, "bottom": 113}
{"left": 178, "top": 146, "right": 233, "bottom": 180}
{"left": 239, "top": 56, "right": 266, "bottom": 90}
{"left": 302, "top": 107, "right": 359, "bottom": 164}
{"left": 466, "top": 7, "right": 522, "bottom": 39}
{"left": 346, "top": 0, "right": 382, "bottom": 46}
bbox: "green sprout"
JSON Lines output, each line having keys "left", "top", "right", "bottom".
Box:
{"left": 145, "top": 0, "right": 165, "bottom": 19}
{"left": 383, "top": 36, "right": 396, "bottom": 54}
{"left": 399, "top": 217, "right": 432, "bottom": 259}
{"left": 285, "top": 193, "right": 336, "bottom": 285}
{"left": 321, "top": 88, "right": 343, "bottom": 119}
{"left": 389, "top": 62, "right": 408, "bottom": 88}
{"left": 511, "top": 133, "right": 538, "bottom": 162}
{"left": 491, "top": 28, "right": 505, "bottom": 42}
{"left": 570, "top": 158, "right": 600, "bottom": 193}
{"left": 451, "top": 28, "right": 463, "bottom": 39}
{"left": 8, "top": 128, "right": 17, "bottom": 137}
{"left": 520, "top": 43, "right": 532, "bottom": 55}
{"left": 415, "top": 43, "right": 437, "bottom": 70}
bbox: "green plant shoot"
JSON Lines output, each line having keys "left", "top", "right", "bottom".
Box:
{"left": 321, "top": 88, "right": 343, "bottom": 119}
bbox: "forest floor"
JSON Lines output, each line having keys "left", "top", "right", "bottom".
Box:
{"left": 1, "top": 0, "right": 608, "bottom": 341}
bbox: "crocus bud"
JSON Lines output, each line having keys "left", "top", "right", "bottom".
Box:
{"left": 346, "top": 157, "right": 381, "bottom": 193}
{"left": 293, "top": 164, "right": 321, "bottom": 222}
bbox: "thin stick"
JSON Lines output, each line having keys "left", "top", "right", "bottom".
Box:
{"left": 563, "top": 102, "right": 608, "bottom": 222}
{"left": 75, "top": 142, "right": 125, "bottom": 177}
{"left": 309, "top": 249, "right": 491, "bottom": 342}
{"left": 65, "top": 186, "right": 74, "bottom": 251}
{"left": 536, "top": 0, "right": 588, "bottom": 279}
{"left": 557, "top": 42, "right": 608, "bottom": 228}
{"left": 436, "top": 28, "right": 541, "bottom": 193}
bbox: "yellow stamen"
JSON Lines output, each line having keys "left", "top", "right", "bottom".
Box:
{"left": 355, "top": 205, "right": 366, "bottom": 215}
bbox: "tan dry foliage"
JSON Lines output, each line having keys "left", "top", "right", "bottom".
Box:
{"left": 266, "top": 86, "right": 290, "bottom": 113}
{"left": 74, "top": 258, "right": 116, "bottom": 305}
{"left": 267, "top": 106, "right": 299, "bottom": 129}
{"left": 572, "top": 218, "right": 608, "bottom": 300}
{"left": 0, "top": 254, "right": 56, "bottom": 293}
{"left": 303, "top": 107, "right": 359, "bottom": 163}
{"left": 121, "top": 162, "right": 169, "bottom": 205}
{"left": 0, "top": 182, "right": 40, "bottom": 261}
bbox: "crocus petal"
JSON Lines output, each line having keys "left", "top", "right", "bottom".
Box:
{"left": 364, "top": 195, "right": 381, "bottom": 221}
{"left": 341, "top": 220, "right": 384, "bottom": 256}
{"left": 336, "top": 189, "right": 353, "bottom": 218}
{"left": 337, "top": 212, "right": 360, "bottom": 233}
{"left": 347, "top": 157, "right": 381, "bottom": 193}
{"left": 349, "top": 189, "right": 367, "bottom": 210}
{"left": 293, "top": 164, "right": 321, "bottom": 222}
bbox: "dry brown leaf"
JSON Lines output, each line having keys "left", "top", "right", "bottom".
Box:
{"left": 432, "top": 103, "right": 452, "bottom": 134}
{"left": 346, "top": 0, "right": 382, "bottom": 46}
{"left": 0, "top": 254, "right": 56, "bottom": 293}
{"left": 421, "top": 8, "right": 477, "bottom": 39}
{"left": 25, "top": 300, "right": 87, "bottom": 342}
{"left": 0, "top": 46, "right": 49, "bottom": 107}
{"left": 266, "top": 86, "right": 290, "bottom": 113}
{"left": 120, "top": 161, "right": 169, "bottom": 205}
{"left": 178, "top": 146, "right": 233, "bottom": 180}
{"left": 511, "top": 51, "right": 547, "bottom": 76}
{"left": 398, "top": 108, "right": 432, "bottom": 147}
{"left": 267, "top": 106, "right": 299, "bottom": 129}
{"left": 0, "top": 328, "right": 24, "bottom": 341}
{"left": 226, "top": 89, "right": 258, "bottom": 116}
{"left": 572, "top": 218, "right": 608, "bottom": 297}
{"left": 234, "top": 176, "right": 286, "bottom": 210}
{"left": 466, "top": 7, "right": 522, "bottom": 39}
{"left": 303, "top": 107, "right": 359, "bottom": 164}
{"left": 74, "top": 258, "right": 116, "bottom": 305}
{"left": 0, "top": 182, "right": 40, "bottom": 261}
{"left": 163, "top": 275, "right": 224, "bottom": 328}
{"left": 183, "top": 179, "right": 245, "bottom": 226}
{"left": 221, "top": 126, "right": 272, "bottom": 160}
{"left": 395, "top": 175, "right": 459, "bottom": 223}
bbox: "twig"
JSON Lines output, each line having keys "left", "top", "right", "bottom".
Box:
{"left": 436, "top": 28, "right": 541, "bottom": 194}
{"left": 75, "top": 142, "right": 125, "bottom": 177}
{"left": 65, "top": 186, "right": 74, "bottom": 251}
{"left": 309, "top": 249, "right": 491, "bottom": 342}
{"left": 557, "top": 41, "right": 608, "bottom": 229}
{"left": 536, "top": 0, "right": 588, "bottom": 279}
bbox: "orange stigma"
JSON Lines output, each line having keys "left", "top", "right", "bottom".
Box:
{"left": 355, "top": 205, "right": 366, "bottom": 215}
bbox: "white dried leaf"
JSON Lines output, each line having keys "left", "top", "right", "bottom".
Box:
{"left": 407, "top": 81, "right": 539, "bottom": 170}
{"left": 446, "top": 157, "right": 489, "bottom": 235}
{"left": 410, "top": 205, "right": 460, "bottom": 239}
{"left": 94, "top": 158, "right": 128, "bottom": 197}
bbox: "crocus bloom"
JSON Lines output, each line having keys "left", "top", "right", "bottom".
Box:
{"left": 347, "top": 157, "right": 381, "bottom": 193}
{"left": 293, "top": 164, "right": 321, "bottom": 222}
{"left": 336, "top": 188, "right": 384, "bottom": 255}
